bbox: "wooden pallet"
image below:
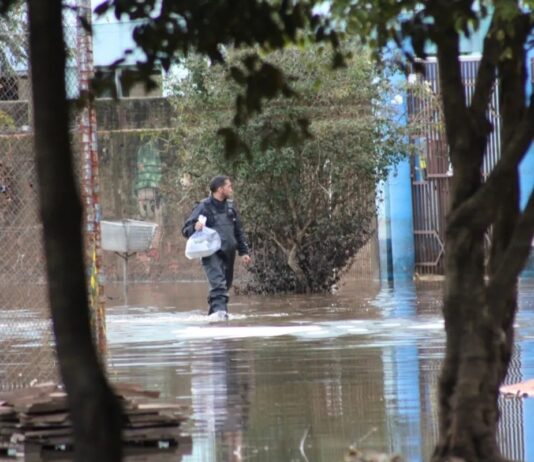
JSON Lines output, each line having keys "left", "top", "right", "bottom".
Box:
{"left": 0, "top": 382, "right": 191, "bottom": 459}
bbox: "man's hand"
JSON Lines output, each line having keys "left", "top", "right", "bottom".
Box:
{"left": 195, "top": 214, "right": 207, "bottom": 231}
{"left": 241, "top": 255, "right": 252, "bottom": 265}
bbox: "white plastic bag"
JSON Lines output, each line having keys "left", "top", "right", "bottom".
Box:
{"left": 185, "top": 226, "right": 221, "bottom": 259}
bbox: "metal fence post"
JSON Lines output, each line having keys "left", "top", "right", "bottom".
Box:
{"left": 76, "top": 0, "right": 107, "bottom": 358}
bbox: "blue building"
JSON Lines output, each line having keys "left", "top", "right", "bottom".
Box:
{"left": 378, "top": 27, "right": 534, "bottom": 282}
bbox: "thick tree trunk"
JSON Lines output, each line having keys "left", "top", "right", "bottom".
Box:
{"left": 430, "top": 125, "right": 515, "bottom": 462}
{"left": 432, "top": 231, "right": 510, "bottom": 462}
{"left": 433, "top": 156, "right": 496, "bottom": 461}
{"left": 430, "top": 128, "right": 517, "bottom": 462}
{"left": 432, "top": 216, "right": 519, "bottom": 462}
{"left": 430, "top": 75, "right": 518, "bottom": 462}
{"left": 28, "top": 1, "right": 122, "bottom": 461}
{"left": 430, "top": 7, "right": 533, "bottom": 460}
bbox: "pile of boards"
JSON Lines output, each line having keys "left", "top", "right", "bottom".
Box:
{"left": 0, "top": 382, "right": 190, "bottom": 458}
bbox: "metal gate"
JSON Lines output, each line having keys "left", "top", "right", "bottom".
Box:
{"left": 408, "top": 58, "right": 502, "bottom": 276}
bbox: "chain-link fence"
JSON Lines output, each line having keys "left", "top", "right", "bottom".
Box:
{"left": 0, "top": 1, "right": 103, "bottom": 389}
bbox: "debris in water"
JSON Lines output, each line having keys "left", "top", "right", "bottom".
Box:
{"left": 500, "top": 378, "right": 534, "bottom": 398}
{"left": 344, "top": 427, "right": 403, "bottom": 462}
{"left": 344, "top": 447, "right": 404, "bottom": 462}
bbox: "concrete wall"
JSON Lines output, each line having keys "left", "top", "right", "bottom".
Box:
{"left": 96, "top": 97, "right": 172, "bottom": 130}
{"left": 95, "top": 98, "right": 203, "bottom": 283}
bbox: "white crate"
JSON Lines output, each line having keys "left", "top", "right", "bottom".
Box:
{"left": 101, "top": 219, "right": 158, "bottom": 253}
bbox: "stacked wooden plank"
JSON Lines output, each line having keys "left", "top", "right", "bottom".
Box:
{"left": 0, "top": 382, "right": 190, "bottom": 456}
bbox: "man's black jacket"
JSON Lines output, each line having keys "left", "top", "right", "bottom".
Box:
{"left": 181, "top": 196, "right": 249, "bottom": 256}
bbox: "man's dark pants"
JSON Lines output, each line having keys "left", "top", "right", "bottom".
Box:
{"left": 202, "top": 251, "right": 235, "bottom": 314}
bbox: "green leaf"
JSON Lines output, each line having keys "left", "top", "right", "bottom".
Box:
{"left": 94, "top": 1, "right": 111, "bottom": 16}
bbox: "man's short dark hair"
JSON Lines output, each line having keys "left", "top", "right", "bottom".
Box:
{"left": 209, "top": 175, "right": 230, "bottom": 193}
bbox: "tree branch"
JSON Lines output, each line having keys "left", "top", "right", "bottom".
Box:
{"left": 269, "top": 231, "right": 289, "bottom": 257}
{"left": 297, "top": 189, "right": 322, "bottom": 243}
{"left": 296, "top": 213, "right": 314, "bottom": 243}
{"left": 498, "top": 12, "right": 530, "bottom": 145}
{"left": 281, "top": 174, "right": 300, "bottom": 228}
{"left": 469, "top": 16, "right": 498, "bottom": 123}
{"left": 447, "top": 91, "right": 534, "bottom": 232}
{"left": 434, "top": 22, "right": 470, "bottom": 167}
{"left": 487, "top": 9, "right": 529, "bottom": 273}
{"left": 487, "top": 189, "right": 534, "bottom": 299}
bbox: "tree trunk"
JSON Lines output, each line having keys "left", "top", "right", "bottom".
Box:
{"left": 430, "top": 118, "right": 514, "bottom": 462}
{"left": 287, "top": 244, "right": 310, "bottom": 293}
{"left": 27, "top": 1, "right": 122, "bottom": 461}
{"left": 432, "top": 230, "right": 510, "bottom": 462}
{"left": 430, "top": 124, "right": 517, "bottom": 461}
{"left": 430, "top": 48, "right": 517, "bottom": 462}
{"left": 432, "top": 201, "right": 519, "bottom": 462}
{"left": 430, "top": 7, "right": 533, "bottom": 460}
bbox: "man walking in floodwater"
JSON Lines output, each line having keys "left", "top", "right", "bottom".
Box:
{"left": 182, "top": 175, "right": 251, "bottom": 319}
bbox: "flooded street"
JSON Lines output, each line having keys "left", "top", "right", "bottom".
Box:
{"left": 104, "top": 280, "right": 534, "bottom": 462}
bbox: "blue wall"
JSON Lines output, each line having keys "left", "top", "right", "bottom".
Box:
{"left": 388, "top": 161, "right": 415, "bottom": 280}
{"left": 377, "top": 161, "right": 415, "bottom": 282}
{"left": 377, "top": 78, "right": 415, "bottom": 282}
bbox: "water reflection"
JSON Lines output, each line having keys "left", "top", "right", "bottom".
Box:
{"left": 104, "top": 280, "right": 534, "bottom": 462}
{"left": 379, "top": 281, "right": 423, "bottom": 462}
{"left": 521, "top": 340, "right": 534, "bottom": 461}
{"left": 189, "top": 339, "right": 252, "bottom": 461}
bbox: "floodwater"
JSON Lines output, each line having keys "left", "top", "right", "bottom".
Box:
{"left": 103, "top": 279, "right": 534, "bottom": 462}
